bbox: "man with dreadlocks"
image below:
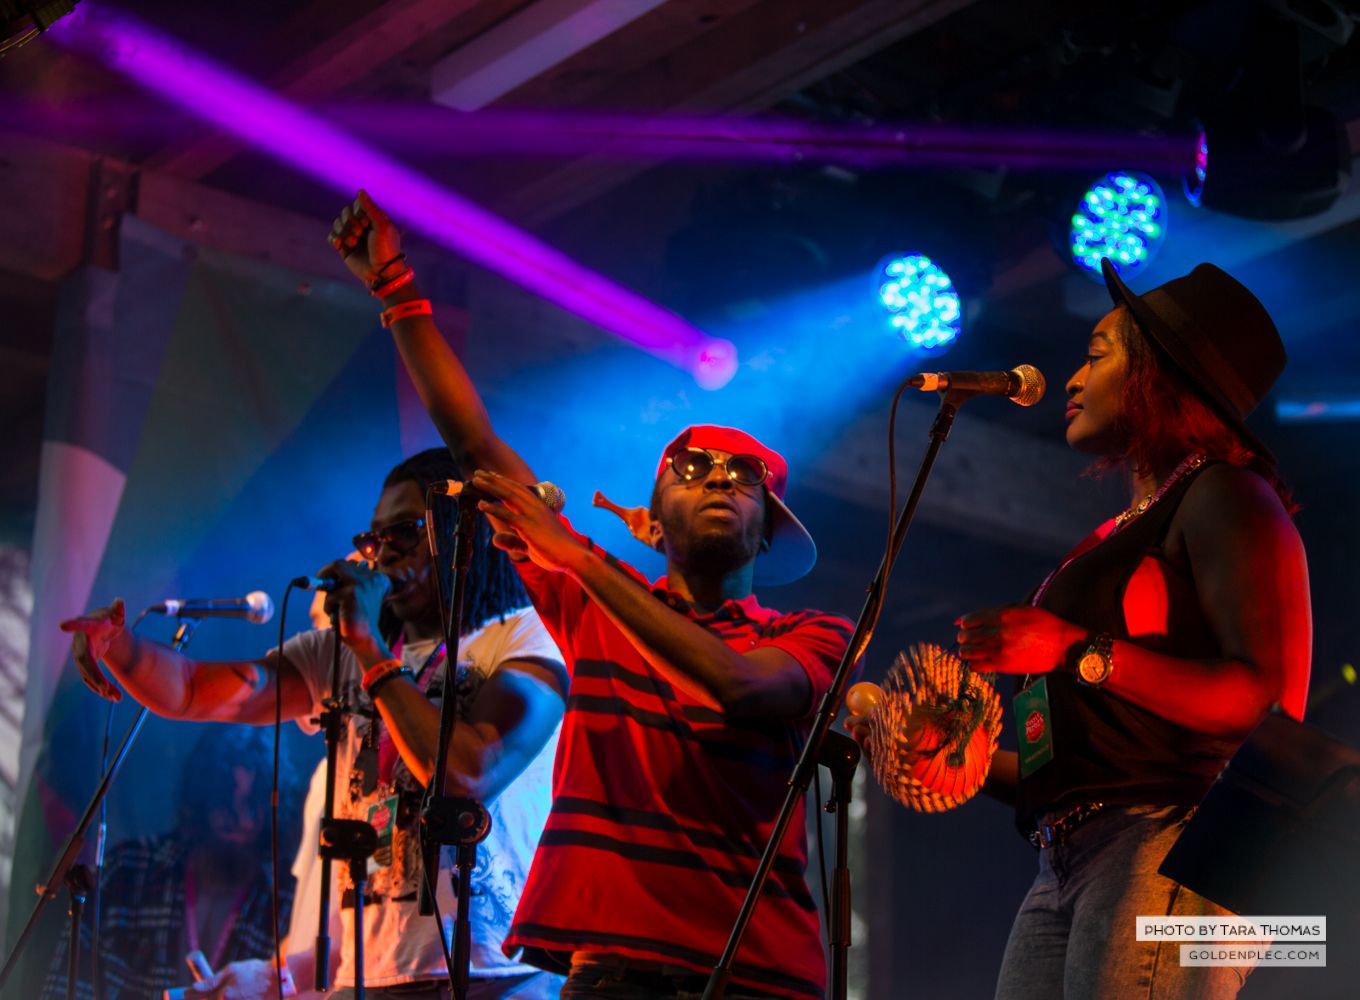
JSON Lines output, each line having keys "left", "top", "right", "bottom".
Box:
{"left": 63, "top": 447, "right": 568, "bottom": 1000}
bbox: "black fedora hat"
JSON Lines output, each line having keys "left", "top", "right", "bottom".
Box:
{"left": 1100, "top": 257, "right": 1286, "bottom": 465}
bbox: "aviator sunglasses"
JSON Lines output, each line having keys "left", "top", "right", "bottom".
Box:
{"left": 352, "top": 517, "right": 426, "bottom": 561}
{"left": 668, "top": 447, "right": 769, "bottom": 488}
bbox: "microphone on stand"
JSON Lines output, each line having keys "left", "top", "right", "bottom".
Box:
{"left": 145, "top": 591, "right": 274, "bottom": 624}
{"left": 907, "top": 364, "right": 1046, "bottom": 406}
{"left": 432, "top": 479, "right": 566, "bottom": 513}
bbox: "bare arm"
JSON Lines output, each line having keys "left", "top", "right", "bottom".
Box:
{"left": 1098, "top": 463, "right": 1311, "bottom": 735}
{"left": 330, "top": 191, "right": 534, "bottom": 484}
{"left": 959, "top": 464, "right": 1312, "bottom": 741}
{"left": 370, "top": 656, "right": 566, "bottom": 799}
{"left": 62, "top": 599, "right": 314, "bottom": 724}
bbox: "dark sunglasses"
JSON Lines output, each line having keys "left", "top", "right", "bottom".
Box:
{"left": 352, "top": 517, "right": 426, "bottom": 561}
{"left": 668, "top": 447, "right": 769, "bottom": 488}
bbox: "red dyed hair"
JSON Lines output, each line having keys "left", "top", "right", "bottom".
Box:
{"left": 1108, "top": 307, "right": 1298, "bottom": 513}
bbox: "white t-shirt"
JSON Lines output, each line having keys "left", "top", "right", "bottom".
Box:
{"left": 282, "top": 607, "right": 561, "bottom": 987}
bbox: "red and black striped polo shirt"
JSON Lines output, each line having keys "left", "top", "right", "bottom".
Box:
{"left": 503, "top": 521, "right": 853, "bottom": 999}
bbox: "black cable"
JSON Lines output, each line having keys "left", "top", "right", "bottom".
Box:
{"left": 271, "top": 585, "right": 297, "bottom": 1000}
{"left": 812, "top": 765, "right": 831, "bottom": 926}
{"left": 885, "top": 378, "right": 913, "bottom": 580}
{"left": 422, "top": 849, "right": 459, "bottom": 987}
{"left": 420, "top": 486, "right": 458, "bottom": 976}
{"left": 89, "top": 608, "right": 150, "bottom": 1000}
{"left": 90, "top": 699, "right": 112, "bottom": 1000}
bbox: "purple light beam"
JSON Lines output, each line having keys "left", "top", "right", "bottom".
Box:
{"left": 328, "top": 105, "right": 1196, "bottom": 174}
{"left": 50, "top": 6, "right": 737, "bottom": 389}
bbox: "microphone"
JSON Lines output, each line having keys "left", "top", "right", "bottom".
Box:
{"left": 432, "top": 479, "right": 566, "bottom": 513}
{"left": 147, "top": 591, "right": 275, "bottom": 624}
{"left": 907, "top": 364, "right": 1046, "bottom": 406}
{"left": 290, "top": 576, "right": 337, "bottom": 592}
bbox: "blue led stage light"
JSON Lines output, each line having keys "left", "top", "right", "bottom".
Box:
{"left": 1069, "top": 171, "right": 1167, "bottom": 280}
{"left": 877, "top": 253, "right": 961, "bottom": 350}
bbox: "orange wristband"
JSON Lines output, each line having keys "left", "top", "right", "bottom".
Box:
{"left": 360, "top": 658, "right": 405, "bottom": 693}
{"left": 370, "top": 266, "right": 415, "bottom": 299}
{"left": 380, "top": 299, "right": 433, "bottom": 328}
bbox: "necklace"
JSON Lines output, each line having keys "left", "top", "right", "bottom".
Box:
{"left": 1113, "top": 453, "right": 1207, "bottom": 530}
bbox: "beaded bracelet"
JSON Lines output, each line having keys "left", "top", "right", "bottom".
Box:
{"left": 360, "top": 658, "right": 406, "bottom": 694}
{"left": 380, "top": 298, "right": 433, "bottom": 328}
{"left": 370, "top": 267, "right": 415, "bottom": 299}
{"left": 370, "top": 252, "right": 407, "bottom": 281}
{"left": 367, "top": 666, "right": 415, "bottom": 699}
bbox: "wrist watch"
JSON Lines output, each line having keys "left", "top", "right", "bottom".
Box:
{"left": 1077, "top": 633, "right": 1115, "bottom": 687}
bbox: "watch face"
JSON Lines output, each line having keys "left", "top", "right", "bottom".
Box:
{"left": 1078, "top": 650, "right": 1109, "bottom": 685}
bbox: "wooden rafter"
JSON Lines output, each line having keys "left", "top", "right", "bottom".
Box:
{"left": 144, "top": 0, "right": 532, "bottom": 179}
{"left": 480, "top": 0, "right": 978, "bottom": 226}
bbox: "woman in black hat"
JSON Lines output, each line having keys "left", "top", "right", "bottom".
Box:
{"left": 956, "top": 259, "right": 1312, "bottom": 999}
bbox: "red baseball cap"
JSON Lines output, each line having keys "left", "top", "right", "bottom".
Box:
{"left": 656, "top": 425, "right": 817, "bottom": 584}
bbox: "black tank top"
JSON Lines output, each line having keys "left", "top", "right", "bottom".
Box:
{"left": 1015, "top": 463, "right": 1241, "bottom": 827}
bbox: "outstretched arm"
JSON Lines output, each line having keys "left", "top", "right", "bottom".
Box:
{"left": 329, "top": 191, "right": 534, "bottom": 484}
{"left": 62, "top": 599, "right": 313, "bottom": 724}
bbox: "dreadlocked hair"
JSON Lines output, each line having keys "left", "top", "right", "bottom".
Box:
{"left": 1099, "top": 307, "right": 1298, "bottom": 514}
{"left": 379, "top": 447, "right": 531, "bottom": 640}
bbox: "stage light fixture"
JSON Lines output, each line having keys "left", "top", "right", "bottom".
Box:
{"left": 877, "top": 253, "right": 961, "bottom": 350}
{"left": 1184, "top": 130, "right": 1208, "bottom": 207}
{"left": 1068, "top": 170, "right": 1167, "bottom": 280}
{"left": 1197, "top": 105, "right": 1350, "bottom": 220}
{"left": 0, "top": 0, "right": 77, "bottom": 54}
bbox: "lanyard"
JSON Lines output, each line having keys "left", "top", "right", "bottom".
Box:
{"left": 184, "top": 864, "right": 251, "bottom": 969}
{"left": 375, "top": 639, "right": 446, "bottom": 787}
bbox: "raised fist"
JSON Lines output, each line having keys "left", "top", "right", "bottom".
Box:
{"left": 329, "top": 189, "right": 403, "bottom": 287}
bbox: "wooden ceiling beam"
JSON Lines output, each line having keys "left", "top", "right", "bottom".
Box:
{"left": 483, "top": 0, "right": 978, "bottom": 226}
{"left": 144, "top": 0, "right": 528, "bottom": 180}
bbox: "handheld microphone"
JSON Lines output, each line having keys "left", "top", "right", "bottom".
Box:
{"left": 146, "top": 591, "right": 274, "bottom": 624}
{"left": 290, "top": 576, "right": 337, "bottom": 592}
{"left": 907, "top": 364, "right": 1046, "bottom": 406}
{"left": 432, "top": 479, "right": 566, "bottom": 513}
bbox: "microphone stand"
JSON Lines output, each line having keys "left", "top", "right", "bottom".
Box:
{"left": 419, "top": 493, "right": 491, "bottom": 1000}
{"left": 702, "top": 389, "right": 973, "bottom": 1000}
{"left": 313, "top": 607, "right": 377, "bottom": 999}
{"left": 62, "top": 865, "right": 91, "bottom": 1000}
{"left": 821, "top": 732, "right": 861, "bottom": 1000}
{"left": 0, "top": 618, "right": 201, "bottom": 997}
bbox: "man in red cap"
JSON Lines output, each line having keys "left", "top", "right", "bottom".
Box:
{"left": 331, "top": 193, "right": 852, "bottom": 1000}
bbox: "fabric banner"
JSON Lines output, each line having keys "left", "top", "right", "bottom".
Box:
{"left": 4, "top": 214, "right": 443, "bottom": 990}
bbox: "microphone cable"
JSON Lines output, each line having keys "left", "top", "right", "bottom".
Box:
{"left": 89, "top": 607, "right": 150, "bottom": 1000}
{"left": 885, "top": 378, "right": 913, "bottom": 583}
{"left": 269, "top": 582, "right": 300, "bottom": 1000}
{"left": 813, "top": 766, "right": 831, "bottom": 926}
{"left": 421, "top": 484, "right": 460, "bottom": 979}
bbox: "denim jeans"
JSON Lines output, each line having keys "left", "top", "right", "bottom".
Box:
{"left": 995, "top": 804, "right": 1251, "bottom": 1000}
{"left": 328, "top": 970, "right": 561, "bottom": 1000}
